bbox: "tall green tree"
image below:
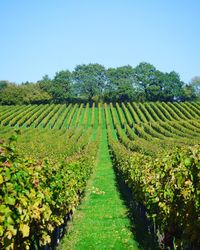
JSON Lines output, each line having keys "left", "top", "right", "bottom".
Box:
{"left": 73, "top": 64, "right": 106, "bottom": 102}
{"left": 105, "top": 66, "right": 136, "bottom": 101}
{"left": 0, "top": 80, "right": 9, "bottom": 90}
{"left": 190, "top": 76, "right": 200, "bottom": 96}
{"left": 159, "top": 71, "right": 184, "bottom": 101}
{"left": 181, "top": 84, "right": 196, "bottom": 101}
{"left": 133, "top": 62, "right": 158, "bottom": 101}
{"left": 39, "top": 71, "right": 72, "bottom": 103}
{"left": 52, "top": 70, "right": 72, "bottom": 102}
{"left": 133, "top": 63, "right": 184, "bottom": 101}
{"left": 38, "top": 75, "right": 52, "bottom": 93}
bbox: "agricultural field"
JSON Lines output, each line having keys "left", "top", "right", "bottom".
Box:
{"left": 0, "top": 102, "right": 200, "bottom": 249}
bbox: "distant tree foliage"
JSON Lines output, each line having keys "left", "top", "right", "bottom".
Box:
{"left": 190, "top": 76, "right": 200, "bottom": 96}
{"left": 105, "top": 66, "right": 136, "bottom": 102}
{"left": 0, "top": 62, "right": 198, "bottom": 105}
{"left": 73, "top": 64, "right": 106, "bottom": 102}
{"left": 38, "top": 71, "right": 72, "bottom": 103}
{"left": 0, "top": 83, "right": 51, "bottom": 105}
{"left": 0, "top": 80, "right": 9, "bottom": 90}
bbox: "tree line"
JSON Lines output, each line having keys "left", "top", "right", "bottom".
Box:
{"left": 0, "top": 62, "right": 199, "bottom": 105}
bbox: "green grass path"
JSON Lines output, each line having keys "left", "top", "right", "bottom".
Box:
{"left": 59, "top": 127, "right": 139, "bottom": 249}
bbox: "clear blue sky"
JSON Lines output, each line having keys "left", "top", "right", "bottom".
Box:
{"left": 0, "top": 0, "right": 199, "bottom": 84}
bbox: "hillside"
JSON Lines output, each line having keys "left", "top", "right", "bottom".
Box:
{"left": 0, "top": 102, "right": 200, "bottom": 249}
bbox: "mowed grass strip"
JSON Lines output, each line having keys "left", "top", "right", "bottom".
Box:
{"left": 59, "top": 126, "right": 138, "bottom": 250}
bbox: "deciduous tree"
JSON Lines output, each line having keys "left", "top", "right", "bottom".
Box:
{"left": 73, "top": 63, "right": 106, "bottom": 102}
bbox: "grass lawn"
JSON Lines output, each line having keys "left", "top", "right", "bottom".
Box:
{"left": 59, "top": 127, "right": 139, "bottom": 249}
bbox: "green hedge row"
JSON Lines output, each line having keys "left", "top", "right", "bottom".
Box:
{"left": 108, "top": 130, "right": 200, "bottom": 249}
{"left": 0, "top": 128, "right": 100, "bottom": 249}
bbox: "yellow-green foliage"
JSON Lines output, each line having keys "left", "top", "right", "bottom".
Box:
{"left": 0, "top": 131, "right": 99, "bottom": 249}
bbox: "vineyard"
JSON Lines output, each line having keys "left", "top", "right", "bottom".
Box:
{"left": 1, "top": 102, "right": 200, "bottom": 249}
